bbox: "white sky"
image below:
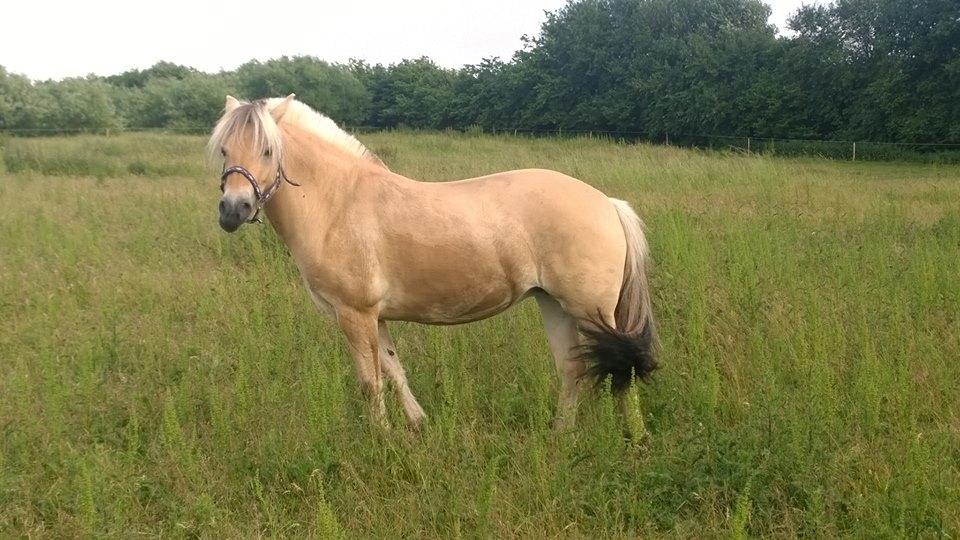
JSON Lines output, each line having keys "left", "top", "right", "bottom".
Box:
{"left": 3, "top": 0, "right": 817, "bottom": 81}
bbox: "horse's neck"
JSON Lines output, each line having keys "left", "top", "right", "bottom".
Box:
{"left": 263, "top": 141, "right": 371, "bottom": 255}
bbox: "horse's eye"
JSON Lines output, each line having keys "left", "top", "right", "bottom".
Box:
{"left": 220, "top": 147, "right": 226, "bottom": 157}
{"left": 263, "top": 148, "right": 272, "bottom": 158}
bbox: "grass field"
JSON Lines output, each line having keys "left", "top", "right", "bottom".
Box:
{"left": 1, "top": 132, "right": 959, "bottom": 537}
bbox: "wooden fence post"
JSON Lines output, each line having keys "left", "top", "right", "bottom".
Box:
{"left": 747, "top": 137, "right": 751, "bottom": 154}
{"left": 852, "top": 142, "right": 857, "bottom": 161}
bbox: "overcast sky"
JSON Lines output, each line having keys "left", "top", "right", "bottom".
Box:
{"left": 3, "top": 0, "right": 818, "bottom": 81}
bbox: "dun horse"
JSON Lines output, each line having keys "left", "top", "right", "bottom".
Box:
{"left": 210, "top": 95, "right": 657, "bottom": 431}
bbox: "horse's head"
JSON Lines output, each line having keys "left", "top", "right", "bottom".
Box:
{"left": 209, "top": 94, "right": 296, "bottom": 232}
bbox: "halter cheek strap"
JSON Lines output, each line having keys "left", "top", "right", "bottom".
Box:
{"left": 220, "top": 164, "right": 301, "bottom": 223}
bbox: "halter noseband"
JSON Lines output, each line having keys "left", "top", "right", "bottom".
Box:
{"left": 219, "top": 164, "right": 300, "bottom": 223}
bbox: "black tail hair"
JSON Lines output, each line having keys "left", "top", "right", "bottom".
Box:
{"left": 576, "top": 315, "right": 657, "bottom": 394}
{"left": 578, "top": 198, "right": 658, "bottom": 394}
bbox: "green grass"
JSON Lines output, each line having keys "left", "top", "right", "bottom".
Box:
{"left": 1, "top": 132, "right": 958, "bottom": 537}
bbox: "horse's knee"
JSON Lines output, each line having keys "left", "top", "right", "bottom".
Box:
{"left": 358, "top": 376, "right": 382, "bottom": 399}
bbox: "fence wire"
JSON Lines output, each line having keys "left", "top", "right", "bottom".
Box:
{"left": 2, "top": 125, "right": 959, "bottom": 162}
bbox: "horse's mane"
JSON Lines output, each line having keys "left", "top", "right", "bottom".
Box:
{"left": 208, "top": 97, "right": 385, "bottom": 169}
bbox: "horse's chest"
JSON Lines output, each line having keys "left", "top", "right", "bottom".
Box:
{"left": 294, "top": 255, "right": 376, "bottom": 317}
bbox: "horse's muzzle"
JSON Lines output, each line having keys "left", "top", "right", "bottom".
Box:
{"left": 218, "top": 196, "right": 253, "bottom": 232}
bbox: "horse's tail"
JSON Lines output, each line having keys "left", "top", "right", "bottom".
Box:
{"left": 578, "top": 198, "right": 658, "bottom": 394}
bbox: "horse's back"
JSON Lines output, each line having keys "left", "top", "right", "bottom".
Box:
{"left": 437, "top": 168, "right": 616, "bottom": 225}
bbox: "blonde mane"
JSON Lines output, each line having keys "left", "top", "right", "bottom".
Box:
{"left": 208, "top": 97, "right": 384, "bottom": 169}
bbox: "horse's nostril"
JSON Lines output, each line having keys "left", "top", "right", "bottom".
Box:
{"left": 219, "top": 200, "right": 227, "bottom": 213}
{"left": 239, "top": 201, "right": 252, "bottom": 213}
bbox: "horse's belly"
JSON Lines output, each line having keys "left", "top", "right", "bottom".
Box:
{"left": 380, "top": 281, "right": 530, "bottom": 325}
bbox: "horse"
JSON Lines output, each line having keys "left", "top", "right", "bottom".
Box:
{"left": 209, "top": 94, "right": 657, "bottom": 432}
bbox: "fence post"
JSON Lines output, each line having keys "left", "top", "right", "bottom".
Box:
{"left": 747, "top": 137, "right": 751, "bottom": 154}
{"left": 852, "top": 142, "right": 857, "bottom": 161}
{"left": 665, "top": 133, "right": 670, "bottom": 145}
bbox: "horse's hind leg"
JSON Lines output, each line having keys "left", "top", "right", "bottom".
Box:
{"left": 535, "top": 292, "right": 585, "bottom": 430}
{"left": 378, "top": 321, "right": 427, "bottom": 429}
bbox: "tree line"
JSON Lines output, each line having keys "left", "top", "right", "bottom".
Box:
{"left": 1, "top": 0, "right": 957, "bottom": 145}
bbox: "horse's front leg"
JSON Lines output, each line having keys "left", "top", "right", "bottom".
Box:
{"left": 336, "top": 307, "right": 388, "bottom": 427}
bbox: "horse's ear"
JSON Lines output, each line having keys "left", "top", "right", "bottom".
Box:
{"left": 270, "top": 94, "right": 296, "bottom": 122}
{"left": 225, "top": 95, "right": 241, "bottom": 113}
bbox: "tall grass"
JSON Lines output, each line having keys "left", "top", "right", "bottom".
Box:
{"left": 1, "top": 133, "right": 958, "bottom": 536}
{"left": 1, "top": 133, "right": 206, "bottom": 179}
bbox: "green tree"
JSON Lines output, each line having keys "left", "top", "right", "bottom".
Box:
{"left": 34, "top": 77, "right": 120, "bottom": 131}
{"left": 451, "top": 57, "right": 540, "bottom": 129}
{"left": 236, "top": 57, "right": 369, "bottom": 125}
{"left": 0, "top": 66, "right": 39, "bottom": 130}
{"left": 4, "top": 0, "right": 959, "bottom": 145}
{"left": 354, "top": 58, "right": 457, "bottom": 129}
{"left": 105, "top": 61, "right": 199, "bottom": 88}
{"left": 127, "top": 74, "right": 236, "bottom": 129}
{"left": 510, "top": 0, "right": 779, "bottom": 136}
{"left": 786, "top": 0, "right": 960, "bottom": 142}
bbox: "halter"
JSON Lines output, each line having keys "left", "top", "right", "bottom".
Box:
{"left": 219, "top": 164, "right": 301, "bottom": 223}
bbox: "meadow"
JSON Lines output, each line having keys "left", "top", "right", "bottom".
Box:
{"left": 1, "top": 132, "right": 958, "bottom": 537}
